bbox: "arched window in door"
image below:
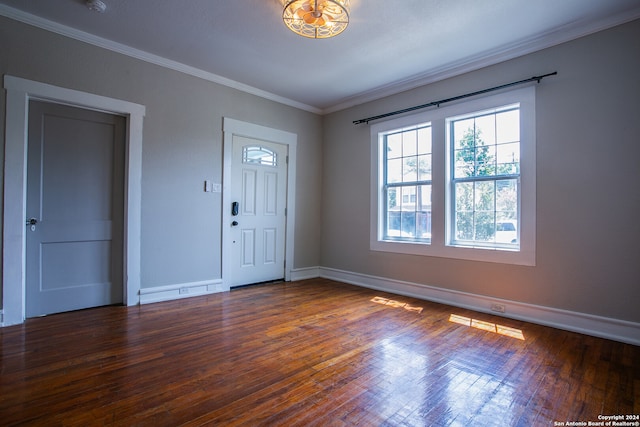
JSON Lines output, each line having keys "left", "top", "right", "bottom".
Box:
{"left": 243, "top": 146, "right": 277, "bottom": 166}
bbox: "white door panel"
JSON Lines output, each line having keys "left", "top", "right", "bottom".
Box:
{"left": 228, "top": 136, "right": 287, "bottom": 287}
{"left": 26, "top": 100, "right": 125, "bottom": 317}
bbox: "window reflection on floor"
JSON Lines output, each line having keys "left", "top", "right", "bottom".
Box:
{"left": 449, "top": 314, "right": 525, "bottom": 340}
{"left": 376, "top": 338, "right": 429, "bottom": 419}
{"left": 371, "top": 296, "right": 423, "bottom": 313}
{"left": 444, "top": 361, "right": 518, "bottom": 425}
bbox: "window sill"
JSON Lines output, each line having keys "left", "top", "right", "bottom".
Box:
{"left": 371, "top": 239, "right": 535, "bottom": 266}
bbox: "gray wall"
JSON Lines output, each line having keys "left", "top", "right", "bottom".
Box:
{"left": 322, "top": 19, "right": 640, "bottom": 323}
{"left": 0, "top": 16, "right": 323, "bottom": 297}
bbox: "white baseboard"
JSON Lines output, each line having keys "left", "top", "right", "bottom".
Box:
{"left": 317, "top": 267, "right": 640, "bottom": 346}
{"left": 290, "top": 266, "right": 321, "bottom": 281}
{"left": 139, "top": 279, "right": 228, "bottom": 305}
{"left": 138, "top": 268, "right": 319, "bottom": 306}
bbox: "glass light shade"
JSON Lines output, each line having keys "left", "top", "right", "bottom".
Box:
{"left": 282, "top": 0, "right": 350, "bottom": 39}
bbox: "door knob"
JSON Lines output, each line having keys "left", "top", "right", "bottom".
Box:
{"left": 231, "top": 221, "right": 239, "bottom": 226}
{"left": 27, "top": 218, "right": 38, "bottom": 231}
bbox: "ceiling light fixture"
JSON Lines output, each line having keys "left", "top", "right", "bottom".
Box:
{"left": 282, "top": 0, "right": 350, "bottom": 39}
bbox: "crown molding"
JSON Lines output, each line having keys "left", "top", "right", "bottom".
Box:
{"left": 0, "top": 4, "right": 322, "bottom": 115}
{"left": 323, "top": 8, "right": 640, "bottom": 114}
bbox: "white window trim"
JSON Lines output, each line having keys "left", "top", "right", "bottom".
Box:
{"left": 371, "top": 86, "right": 536, "bottom": 266}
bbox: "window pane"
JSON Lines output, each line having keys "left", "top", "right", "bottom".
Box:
{"left": 386, "top": 187, "right": 399, "bottom": 237}
{"left": 400, "top": 186, "right": 416, "bottom": 238}
{"left": 403, "top": 157, "right": 418, "bottom": 182}
{"left": 496, "top": 142, "right": 520, "bottom": 175}
{"left": 400, "top": 186, "right": 414, "bottom": 209}
{"left": 387, "top": 133, "right": 402, "bottom": 159}
{"left": 417, "top": 185, "right": 432, "bottom": 239}
{"left": 401, "top": 211, "right": 416, "bottom": 238}
{"left": 496, "top": 179, "right": 518, "bottom": 240}
{"left": 454, "top": 148, "right": 474, "bottom": 178}
{"left": 387, "top": 158, "right": 402, "bottom": 183}
{"left": 417, "top": 154, "right": 432, "bottom": 181}
{"left": 417, "top": 126, "right": 432, "bottom": 154}
{"left": 387, "top": 186, "right": 398, "bottom": 209}
{"left": 474, "top": 181, "right": 495, "bottom": 212}
{"left": 454, "top": 118, "right": 474, "bottom": 149}
{"left": 475, "top": 144, "right": 496, "bottom": 177}
{"left": 455, "top": 182, "right": 473, "bottom": 212}
{"left": 475, "top": 114, "right": 496, "bottom": 145}
{"left": 474, "top": 212, "right": 494, "bottom": 242}
{"left": 495, "top": 218, "right": 518, "bottom": 244}
{"left": 455, "top": 211, "right": 473, "bottom": 240}
{"left": 496, "top": 109, "right": 519, "bottom": 144}
{"left": 403, "top": 130, "right": 417, "bottom": 156}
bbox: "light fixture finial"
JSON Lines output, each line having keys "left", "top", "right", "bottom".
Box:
{"left": 85, "top": 0, "right": 107, "bottom": 13}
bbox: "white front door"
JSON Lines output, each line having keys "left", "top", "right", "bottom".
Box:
{"left": 227, "top": 136, "right": 288, "bottom": 287}
{"left": 25, "top": 100, "right": 125, "bottom": 317}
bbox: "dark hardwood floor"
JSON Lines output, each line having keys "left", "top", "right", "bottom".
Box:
{"left": 1, "top": 279, "right": 638, "bottom": 426}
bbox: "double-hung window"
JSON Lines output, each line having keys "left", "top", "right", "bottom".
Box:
{"left": 382, "top": 124, "right": 432, "bottom": 242}
{"left": 448, "top": 105, "right": 520, "bottom": 249}
{"left": 371, "top": 86, "right": 535, "bottom": 265}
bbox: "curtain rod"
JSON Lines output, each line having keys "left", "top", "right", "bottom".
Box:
{"left": 353, "top": 71, "right": 557, "bottom": 125}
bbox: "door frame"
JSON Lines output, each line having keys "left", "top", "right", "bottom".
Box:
{"left": 2, "top": 75, "right": 145, "bottom": 326}
{"left": 222, "top": 118, "right": 297, "bottom": 287}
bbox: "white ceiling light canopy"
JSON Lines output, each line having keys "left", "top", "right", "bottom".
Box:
{"left": 282, "top": 0, "right": 350, "bottom": 39}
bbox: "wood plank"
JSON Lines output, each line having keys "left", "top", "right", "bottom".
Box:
{"left": 0, "top": 279, "right": 638, "bottom": 425}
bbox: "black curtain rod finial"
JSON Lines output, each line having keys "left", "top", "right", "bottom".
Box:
{"left": 353, "top": 71, "right": 558, "bottom": 125}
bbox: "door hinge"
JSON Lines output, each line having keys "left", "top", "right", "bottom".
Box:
{"left": 284, "top": 208, "right": 287, "bottom": 216}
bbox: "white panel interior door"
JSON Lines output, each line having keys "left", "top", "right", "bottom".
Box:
{"left": 25, "top": 100, "right": 125, "bottom": 317}
{"left": 228, "top": 136, "right": 287, "bottom": 287}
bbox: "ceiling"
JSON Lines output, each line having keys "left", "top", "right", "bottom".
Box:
{"left": 1, "top": 0, "right": 639, "bottom": 113}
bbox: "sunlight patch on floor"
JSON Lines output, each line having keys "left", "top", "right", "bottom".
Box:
{"left": 371, "top": 296, "right": 423, "bottom": 313}
{"left": 449, "top": 314, "right": 525, "bottom": 340}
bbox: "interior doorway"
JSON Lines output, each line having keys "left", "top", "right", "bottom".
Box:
{"left": 25, "top": 100, "right": 126, "bottom": 317}
{"left": 2, "top": 75, "right": 145, "bottom": 326}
